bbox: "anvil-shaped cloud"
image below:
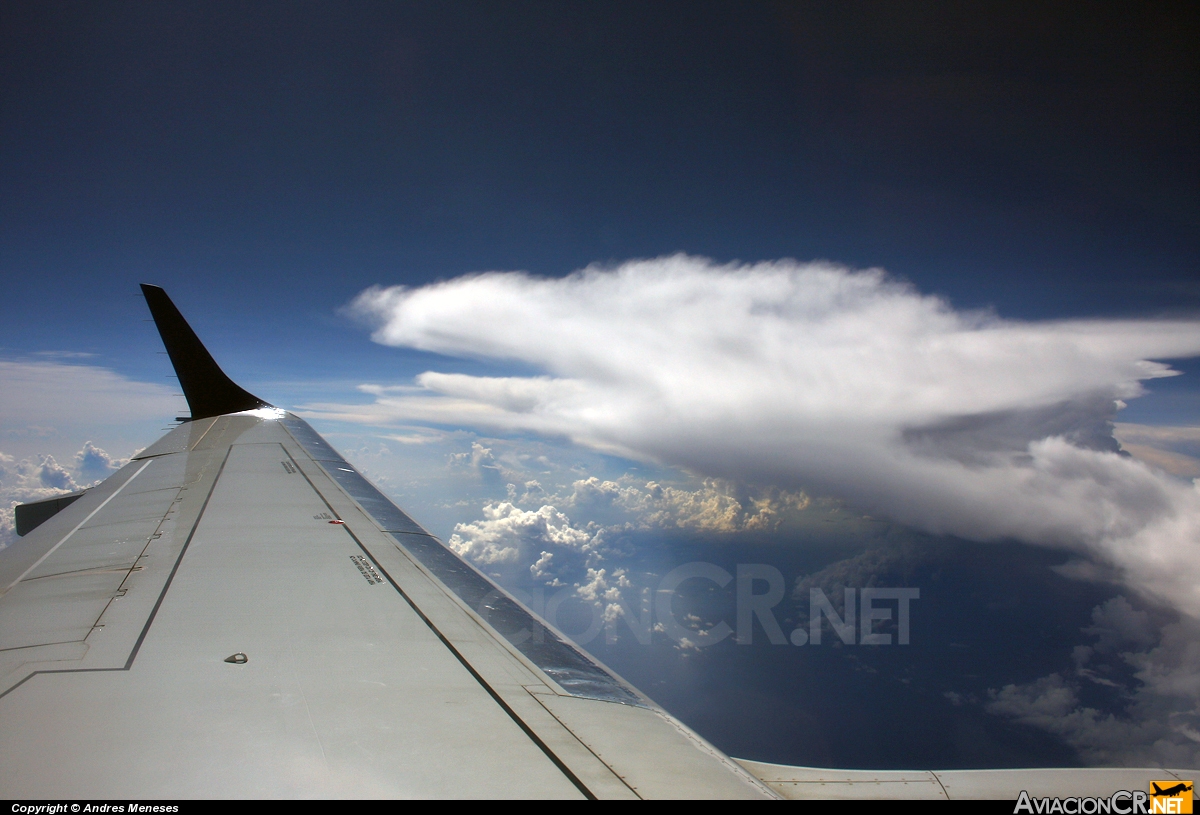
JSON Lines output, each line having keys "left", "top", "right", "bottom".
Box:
{"left": 343, "top": 255, "right": 1200, "bottom": 616}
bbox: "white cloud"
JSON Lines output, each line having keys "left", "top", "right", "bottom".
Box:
{"left": 383, "top": 427, "right": 453, "bottom": 445}
{"left": 439, "top": 468, "right": 814, "bottom": 619}
{"left": 987, "top": 597, "right": 1200, "bottom": 767}
{"left": 574, "top": 567, "right": 632, "bottom": 624}
{"left": 0, "top": 440, "right": 134, "bottom": 549}
{"left": 530, "top": 550, "right": 555, "bottom": 581}
{"left": 1114, "top": 444, "right": 1200, "bottom": 477}
{"left": 447, "top": 502, "right": 601, "bottom": 570}
{"left": 342, "top": 256, "right": 1200, "bottom": 616}
{"left": 449, "top": 441, "right": 501, "bottom": 472}
{"left": 0, "top": 451, "right": 81, "bottom": 548}
{"left": 555, "top": 475, "right": 810, "bottom": 533}
{"left": 0, "top": 360, "right": 180, "bottom": 428}
{"left": 74, "top": 441, "right": 126, "bottom": 482}
{"left": 1113, "top": 424, "right": 1200, "bottom": 444}
{"left": 1113, "top": 423, "right": 1200, "bottom": 477}
{"left": 1083, "top": 596, "right": 1157, "bottom": 653}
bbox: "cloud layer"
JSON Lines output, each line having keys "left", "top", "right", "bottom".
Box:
{"left": 0, "top": 360, "right": 180, "bottom": 427}
{"left": 447, "top": 473, "right": 808, "bottom": 591}
{"left": 346, "top": 255, "right": 1200, "bottom": 615}
{"left": 0, "top": 442, "right": 125, "bottom": 548}
{"left": 988, "top": 597, "right": 1200, "bottom": 767}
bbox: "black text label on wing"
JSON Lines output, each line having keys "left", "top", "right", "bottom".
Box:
{"left": 350, "top": 555, "right": 383, "bottom": 586}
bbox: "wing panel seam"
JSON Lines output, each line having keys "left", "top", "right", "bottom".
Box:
{"left": 0, "top": 446, "right": 235, "bottom": 701}
{"left": 2, "top": 458, "right": 155, "bottom": 596}
{"left": 123, "top": 445, "right": 234, "bottom": 668}
{"left": 525, "top": 690, "right": 643, "bottom": 798}
{"left": 278, "top": 444, "right": 598, "bottom": 800}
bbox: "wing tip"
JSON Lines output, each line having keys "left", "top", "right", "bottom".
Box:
{"left": 140, "top": 284, "right": 273, "bottom": 420}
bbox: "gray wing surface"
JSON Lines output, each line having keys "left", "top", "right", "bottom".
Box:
{"left": 0, "top": 410, "right": 773, "bottom": 798}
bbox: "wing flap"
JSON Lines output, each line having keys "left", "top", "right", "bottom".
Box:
{"left": 0, "top": 459, "right": 147, "bottom": 594}
{"left": 736, "top": 760, "right": 1200, "bottom": 800}
{"left": 0, "top": 424, "right": 234, "bottom": 692}
{"left": 13, "top": 489, "right": 89, "bottom": 537}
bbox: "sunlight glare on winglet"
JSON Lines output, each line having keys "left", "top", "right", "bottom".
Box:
{"left": 237, "top": 407, "right": 288, "bottom": 420}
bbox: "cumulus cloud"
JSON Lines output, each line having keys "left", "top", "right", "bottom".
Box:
{"left": 575, "top": 567, "right": 633, "bottom": 625}
{"left": 0, "top": 441, "right": 130, "bottom": 549}
{"left": 444, "top": 470, "right": 814, "bottom": 620}
{"left": 557, "top": 475, "right": 810, "bottom": 533}
{"left": 74, "top": 441, "right": 126, "bottom": 483}
{"left": 987, "top": 597, "right": 1200, "bottom": 767}
{"left": 448, "top": 501, "right": 602, "bottom": 571}
{"left": 0, "top": 451, "right": 81, "bottom": 548}
{"left": 449, "top": 441, "right": 501, "bottom": 471}
{"left": 345, "top": 255, "right": 1200, "bottom": 616}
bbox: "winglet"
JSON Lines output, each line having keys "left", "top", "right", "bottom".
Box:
{"left": 141, "top": 284, "right": 272, "bottom": 420}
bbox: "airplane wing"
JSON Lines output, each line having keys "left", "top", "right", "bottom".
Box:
{"left": 0, "top": 286, "right": 773, "bottom": 799}
{"left": 2, "top": 287, "right": 1194, "bottom": 800}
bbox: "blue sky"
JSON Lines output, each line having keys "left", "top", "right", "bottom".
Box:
{"left": 2, "top": 3, "right": 1199, "bottom": 768}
